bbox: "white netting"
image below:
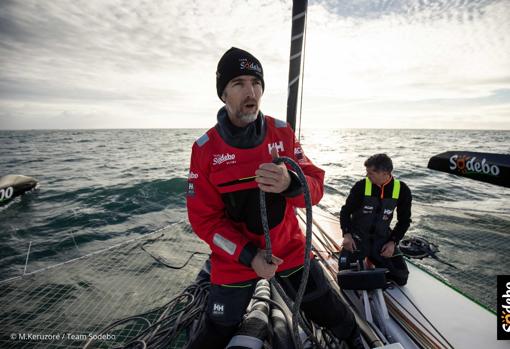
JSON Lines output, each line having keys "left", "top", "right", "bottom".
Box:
{"left": 0, "top": 222, "right": 209, "bottom": 349}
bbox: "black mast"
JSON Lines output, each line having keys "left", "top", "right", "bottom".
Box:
{"left": 286, "top": 0, "right": 308, "bottom": 132}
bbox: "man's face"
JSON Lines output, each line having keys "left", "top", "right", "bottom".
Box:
{"left": 222, "top": 75, "right": 263, "bottom": 127}
{"left": 366, "top": 166, "right": 390, "bottom": 186}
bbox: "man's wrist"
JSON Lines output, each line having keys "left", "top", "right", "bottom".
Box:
{"left": 281, "top": 170, "right": 303, "bottom": 197}
{"left": 239, "top": 242, "right": 258, "bottom": 267}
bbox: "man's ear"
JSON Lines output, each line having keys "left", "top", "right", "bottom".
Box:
{"left": 221, "top": 91, "right": 226, "bottom": 103}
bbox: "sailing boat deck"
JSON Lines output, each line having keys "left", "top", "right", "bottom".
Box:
{"left": 297, "top": 206, "right": 507, "bottom": 348}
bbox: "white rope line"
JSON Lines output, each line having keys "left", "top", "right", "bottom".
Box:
{"left": 70, "top": 231, "right": 80, "bottom": 252}
{"left": 23, "top": 241, "right": 32, "bottom": 276}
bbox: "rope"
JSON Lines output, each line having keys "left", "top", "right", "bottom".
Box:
{"left": 84, "top": 279, "right": 209, "bottom": 349}
{"left": 386, "top": 284, "right": 455, "bottom": 349}
{"left": 140, "top": 234, "right": 209, "bottom": 269}
{"left": 259, "top": 155, "right": 323, "bottom": 349}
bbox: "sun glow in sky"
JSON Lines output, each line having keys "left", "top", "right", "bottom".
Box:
{"left": 1, "top": 0, "right": 509, "bottom": 130}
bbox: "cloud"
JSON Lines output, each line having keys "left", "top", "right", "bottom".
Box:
{"left": 0, "top": 0, "right": 294, "bottom": 129}
{"left": 300, "top": 0, "right": 510, "bottom": 128}
{"left": 0, "top": 0, "right": 509, "bottom": 129}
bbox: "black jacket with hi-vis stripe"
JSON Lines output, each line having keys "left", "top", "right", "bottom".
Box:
{"left": 340, "top": 177, "right": 412, "bottom": 243}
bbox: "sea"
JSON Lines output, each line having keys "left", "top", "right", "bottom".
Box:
{"left": 0, "top": 128, "right": 509, "bottom": 313}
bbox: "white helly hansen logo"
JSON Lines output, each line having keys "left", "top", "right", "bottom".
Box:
{"left": 213, "top": 303, "right": 224, "bottom": 315}
{"left": 268, "top": 141, "right": 284, "bottom": 154}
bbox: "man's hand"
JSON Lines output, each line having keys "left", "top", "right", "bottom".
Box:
{"left": 251, "top": 249, "right": 283, "bottom": 280}
{"left": 341, "top": 233, "right": 356, "bottom": 252}
{"left": 255, "top": 147, "right": 291, "bottom": 193}
{"left": 380, "top": 240, "right": 396, "bottom": 258}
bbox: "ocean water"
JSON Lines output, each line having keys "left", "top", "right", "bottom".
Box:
{"left": 0, "top": 128, "right": 509, "bottom": 312}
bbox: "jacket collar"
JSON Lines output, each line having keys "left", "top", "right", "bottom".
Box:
{"left": 215, "top": 107, "right": 267, "bottom": 149}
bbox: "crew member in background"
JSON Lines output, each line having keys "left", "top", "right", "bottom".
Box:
{"left": 340, "top": 153, "right": 412, "bottom": 285}
{"left": 186, "top": 47, "right": 363, "bottom": 348}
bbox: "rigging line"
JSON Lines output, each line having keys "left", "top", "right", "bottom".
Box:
{"left": 295, "top": 208, "right": 340, "bottom": 252}
{"left": 23, "top": 241, "right": 32, "bottom": 275}
{"left": 315, "top": 207, "right": 342, "bottom": 221}
{"left": 312, "top": 226, "right": 339, "bottom": 255}
{"left": 82, "top": 317, "right": 152, "bottom": 349}
{"left": 311, "top": 218, "right": 342, "bottom": 251}
{"left": 93, "top": 284, "right": 209, "bottom": 349}
{"left": 385, "top": 285, "right": 455, "bottom": 349}
{"left": 312, "top": 231, "right": 337, "bottom": 254}
{"left": 141, "top": 246, "right": 209, "bottom": 270}
{"left": 428, "top": 254, "right": 458, "bottom": 269}
{"left": 297, "top": 6, "right": 308, "bottom": 143}
{"left": 389, "top": 284, "right": 454, "bottom": 348}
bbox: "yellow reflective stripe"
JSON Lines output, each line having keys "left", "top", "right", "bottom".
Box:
{"left": 392, "top": 179, "right": 401, "bottom": 199}
{"left": 364, "top": 178, "right": 372, "bottom": 196}
{"left": 279, "top": 265, "right": 304, "bottom": 278}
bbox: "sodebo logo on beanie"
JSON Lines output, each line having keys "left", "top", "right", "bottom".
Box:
{"left": 239, "top": 59, "right": 262, "bottom": 73}
{"left": 216, "top": 47, "right": 265, "bottom": 100}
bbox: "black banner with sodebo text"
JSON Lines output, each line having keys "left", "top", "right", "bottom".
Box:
{"left": 498, "top": 275, "right": 510, "bottom": 340}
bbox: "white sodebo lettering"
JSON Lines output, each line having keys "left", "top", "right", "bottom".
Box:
{"left": 449, "top": 155, "right": 500, "bottom": 176}
{"left": 0, "top": 187, "right": 14, "bottom": 201}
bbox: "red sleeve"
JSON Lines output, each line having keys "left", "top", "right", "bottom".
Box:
{"left": 286, "top": 132, "right": 325, "bottom": 207}
{"left": 186, "top": 142, "right": 253, "bottom": 263}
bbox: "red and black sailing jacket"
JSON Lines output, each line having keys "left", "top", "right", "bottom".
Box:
{"left": 186, "top": 112, "right": 324, "bottom": 285}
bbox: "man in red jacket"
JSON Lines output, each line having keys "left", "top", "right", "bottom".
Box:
{"left": 186, "top": 47, "right": 362, "bottom": 348}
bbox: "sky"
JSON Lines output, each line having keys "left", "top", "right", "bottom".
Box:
{"left": 0, "top": 0, "right": 509, "bottom": 130}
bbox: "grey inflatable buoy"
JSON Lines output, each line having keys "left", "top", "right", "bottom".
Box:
{"left": 0, "top": 175, "right": 38, "bottom": 204}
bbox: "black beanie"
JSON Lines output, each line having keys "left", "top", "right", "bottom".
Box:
{"left": 216, "top": 47, "right": 265, "bottom": 100}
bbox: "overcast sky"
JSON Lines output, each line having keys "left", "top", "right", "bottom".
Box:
{"left": 1, "top": 0, "right": 509, "bottom": 130}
